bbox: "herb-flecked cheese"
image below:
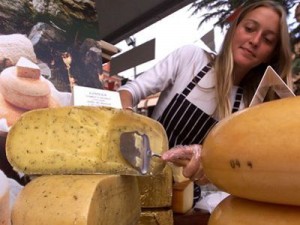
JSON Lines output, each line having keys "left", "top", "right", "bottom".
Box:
{"left": 12, "top": 175, "right": 141, "bottom": 225}
{"left": 6, "top": 106, "right": 168, "bottom": 175}
{"left": 137, "top": 165, "right": 172, "bottom": 208}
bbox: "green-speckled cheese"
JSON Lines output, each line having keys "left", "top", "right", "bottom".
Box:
{"left": 6, "top": 106, "right": 168, "bottom": 175}
{"left": 12, "top": 175, "right": 140, "bottom": 225}
{"left": 137, "top": 165, "right": 173, "bottom": 208}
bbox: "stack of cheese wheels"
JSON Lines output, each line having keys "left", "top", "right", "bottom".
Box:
{"left": 0, "top": 58, "right": 50, "bottom": 110}
{"left": 137, "top": 165, "right": 174, "bottom": 225}
{"left": 12, "top": 175, "right": 141, "bottom": 225}
{"left": 0, "top": 57, "right": 61, "bottom": 126}
{"left": 201, "top": 97, "right": 300, "bottom": 224}
{"left": 6, "top": 107, "right": 169, "bottom": 225}
{"left": 0, "top": 170, "right": 10, "bottom": 225}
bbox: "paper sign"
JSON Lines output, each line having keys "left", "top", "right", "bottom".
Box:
{"left": 72, "top": 85, "right": 122, "bottom": 108}
{"left": 249, "top": 66, "right": 295, "bottom": 107}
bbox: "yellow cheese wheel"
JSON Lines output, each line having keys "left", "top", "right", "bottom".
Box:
{"left": 202, "top": 97, "right": 300, "bottom": 205}
{"left": 209, "top": 195, "right": 300, "bottom": 225}
{"left": 12, "top": 175, "right": 140, "bottom": 225}
{"left": 6, "top": 106, "right": 168, "bottom": 176}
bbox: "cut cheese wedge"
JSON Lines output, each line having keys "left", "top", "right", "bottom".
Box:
{"left": 209, "top": 195, "right": 300, "bottom": 225}
{"left": 171, "top": 180, "right": 194, "bottom": 214}
{"left": 202, "top": 96, "right": 300, "bottom": 205}
{"left": 16, "top": 57, "right": 40, "bottom": 79}
{"left": 12, "top": 175, "right": 141, "bottom": 225}
{"left": 6, "top": 106, "right": 168, "bottom": 175}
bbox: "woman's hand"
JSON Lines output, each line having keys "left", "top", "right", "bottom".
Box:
{"left": 161, "top": 144, "right": 209, "bottom": 185}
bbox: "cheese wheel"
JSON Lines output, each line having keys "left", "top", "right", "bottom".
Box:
{"left": 202, "top": 96, "right": 300, "bottom": 205}
{"left": 0, "top": 170, "right": 10, "bottom": 225}
{"left": 0, "top": 67, "right": 50, "bottom": 109}
{"left": 0, "top": 34, "right": 37, "bottom": 65}
{"left": 12, "top": 175, "right": 140, "bottom": 225}
{"left": 209, "top": 195, "right": 300, "bottom": 225}
{"left": 6, "top": 106, "right": 168, "bottom": 175}
{"left": 0, "top": 92, "right": 26, "bottom": 127}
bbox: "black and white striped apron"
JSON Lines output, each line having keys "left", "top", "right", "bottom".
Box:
{"left": 157, "top": 63, "right": 243, "bottom": 204}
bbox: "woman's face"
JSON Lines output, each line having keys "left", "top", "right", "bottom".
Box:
{"left": 231, "top": 7, "right": 280, "bottom": 71}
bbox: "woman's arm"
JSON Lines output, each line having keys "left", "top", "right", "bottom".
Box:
{"left": 119, "top": 90, "right": 134, "bottom": 111}
{"left": 118, "top": 45, "right": 197, "bottom": 106}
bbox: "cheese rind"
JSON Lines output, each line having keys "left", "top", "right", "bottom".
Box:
{"left": 138, "top": 165, "right": 173, "bottom": 208}
{"left": 138, "top": 209, "right": 173, "bottom": 225}
{"left": 6, "top": 106, "right": 168, "bottom": 175}
{"left": 209, "top": 195, "right": 300, "bottom": 225}
{"left": 12, "top": 175, "right": 141, "bottom": 225}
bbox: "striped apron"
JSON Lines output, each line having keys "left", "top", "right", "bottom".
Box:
{"left": 158, "top": 63, "right": 243, "bottom": 204}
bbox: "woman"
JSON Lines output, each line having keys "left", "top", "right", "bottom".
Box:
{"left": 118, "top": 0, "right": 292, "bottom": 198}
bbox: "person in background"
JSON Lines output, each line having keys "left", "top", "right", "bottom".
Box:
{"left": 292, "top": 39, "right": 300, "bottom": 94}
{"left": 118, "top": 0, "right": 292, "bottom": 203}
{"left": 295, "top": 3, "right": 300, "bottom": 23}
{"left": 292, "top": 4, "right": 300, "bottom": 94}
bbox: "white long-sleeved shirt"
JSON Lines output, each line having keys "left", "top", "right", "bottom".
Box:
{"left": 118, "top": 44, "right": 244, "bottom": 120}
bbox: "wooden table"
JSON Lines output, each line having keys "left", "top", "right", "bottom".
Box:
{"left": 174, "top": 208, "right": 210, "bottom": 225}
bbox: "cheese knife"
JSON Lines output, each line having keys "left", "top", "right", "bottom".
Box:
{"left": 120, "top": 131, "right": 161, "bottom": 175}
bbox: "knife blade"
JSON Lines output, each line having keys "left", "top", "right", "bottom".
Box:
{"left": 120, "top": 131, "right": 161, "bottom": 175}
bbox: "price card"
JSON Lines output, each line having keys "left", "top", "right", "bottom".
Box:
{"left": 72, "top": 85, "right": 122, "bottom": 108}
{"left": 249, "top": 66, "right": 295, "bottom": 107}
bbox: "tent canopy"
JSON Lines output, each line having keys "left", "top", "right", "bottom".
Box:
{"left": 96, "top": 0, "right": 194, "bottom": 44}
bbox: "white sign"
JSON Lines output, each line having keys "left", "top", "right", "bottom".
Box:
{"left": 72, "top": 86, "right": 122, "bottom": 108}
{"left": 249, "top": 66, "right": 295, "bottom": 107}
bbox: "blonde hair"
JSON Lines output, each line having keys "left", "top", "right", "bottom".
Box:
{"left": 214, "top": 0, "right": 292, "bottom": 119}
